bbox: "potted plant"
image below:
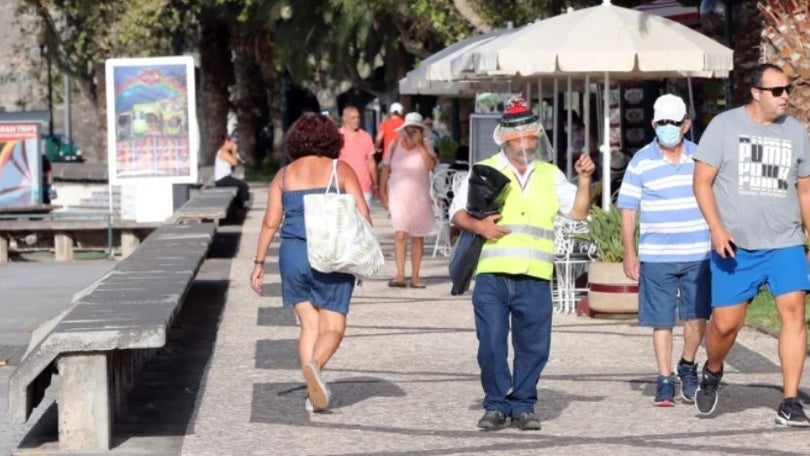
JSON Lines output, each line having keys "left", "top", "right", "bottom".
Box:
{"left": 575, "top": 204, "right": 638, "bottom": 315}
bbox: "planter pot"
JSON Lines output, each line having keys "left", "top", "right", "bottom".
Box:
{"left": 587, "top": 261, "right": 638, "bottom": 314}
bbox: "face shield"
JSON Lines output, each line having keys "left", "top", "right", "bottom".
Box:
{"left": 494, "top": 120, "right": 553, "bottom": 164}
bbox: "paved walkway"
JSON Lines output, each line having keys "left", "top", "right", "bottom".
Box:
{"left": 181, "top": 188, "right": 810, "bottom": 456}
{"left": 5, "top": 186, "right": 810, "bottom": 455}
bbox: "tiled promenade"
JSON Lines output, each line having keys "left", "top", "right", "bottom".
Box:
{"left": 4, "top": 184, "right": 810, "bottom": 455}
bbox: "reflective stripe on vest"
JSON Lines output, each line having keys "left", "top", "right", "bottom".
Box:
{"left": 479, "top": 247, "right": 555, "bottom": 264}
{"left": 500, "top": 224, "right": 554, "bottom": 241}
{"left": 475, "top": 156, "right": 560, "bottom": 280}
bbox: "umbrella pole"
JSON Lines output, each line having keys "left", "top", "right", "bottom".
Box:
{"left": 526, "top": 83, "right": 531, "bottom": 107}
{"left": 553, "top": 78, "right": 559, "bottom": 166}
{"left": 687, "top": 76, "right": 696, "bottom": 142}
{"left": 584, "top": 75, "right": 590, "bottom": 158}
{"left": 567, "top": 76, "right": 573, "bottom": 179}
{"left": 602, "top": 72, "right": 611, "bottom": 211}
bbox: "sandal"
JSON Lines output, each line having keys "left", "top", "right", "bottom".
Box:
{"left": 388, "top": 279, "right": 407, "bottom": 288}
{"left": 409, "top": 280, "right": 427, "bottom": 289}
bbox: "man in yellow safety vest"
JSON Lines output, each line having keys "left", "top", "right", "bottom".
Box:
{"left": 450, "top": 95, "right": 594, "bottom": 431}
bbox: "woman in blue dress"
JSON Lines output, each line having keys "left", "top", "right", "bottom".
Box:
{"left": 250, "top": 113, "right": 371, "bottom": 412}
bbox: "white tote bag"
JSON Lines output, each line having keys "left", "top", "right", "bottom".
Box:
{"left": 303, "top": 160, "right": 384, "bottom": 279}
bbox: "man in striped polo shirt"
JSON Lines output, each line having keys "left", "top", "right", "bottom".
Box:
{"left": 616, "top": 94, "right": 712, "bottom": 407}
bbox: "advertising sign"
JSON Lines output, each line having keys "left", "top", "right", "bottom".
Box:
{"left": 105, "top": 56, "right": 198, "bottom": 185}
{"left": 0, "top": 123, "right": 42, "bottom": 210}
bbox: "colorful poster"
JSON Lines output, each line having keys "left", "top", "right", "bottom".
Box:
{"left": 0, "top": 123, "right": 42, "bottom": 210}
{"left": 105, "top": 56, "right": 198, "bottom": 184}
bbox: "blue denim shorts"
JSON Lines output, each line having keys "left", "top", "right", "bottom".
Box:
{"left": 710, "top": 245, "right": 810, "bottom": 307}
{"left": 638, "top": 260, "right": 711, "bottom": 328}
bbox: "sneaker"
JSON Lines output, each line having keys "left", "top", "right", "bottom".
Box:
{"left": 302, "top": 360, "right": 330, "bottom": 410}
{"left": 477, "top": 410, "right": 509, "bottom": 430}
{"left": 512, "top": 412, "right": 542, "bottom": 431}
{"left": 775, "top": 398, "right": 810, "bottom": 427}
{"left": 695, "top": 363, "right": 723, "bottom": 415}
{"left": 654, "top": 375, "right": 676, "bottom": 407}
{"left": 305, "top": 397, "right": 314, "bottom": 413}
{"left": 677, "top": 361, "right": 699, "bottom": 403}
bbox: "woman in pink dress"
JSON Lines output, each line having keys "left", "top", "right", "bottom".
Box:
{"left": 379, "top": 112, "right": 438, "bottom": 288}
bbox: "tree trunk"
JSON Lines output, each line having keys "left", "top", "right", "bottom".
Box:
{"left": 452, "top": 0, "right": 491, "bottom": 32}
{"left": 231, "top": 30, "right": 266, "bottom": 168}
{"left": 759, "top": 0, "right": 810, "bottom": 129}
{"left": 94, "top": 62, "right": 106, "bottom": 164}
{"left": 253, "top": 30, "right": 281, "bottom": 165}
{"left": 198, "top": 19, "right": 233, "bottom": 166}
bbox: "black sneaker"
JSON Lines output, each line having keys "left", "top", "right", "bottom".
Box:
{"left": 677, "top": 361, "right": 699, "bottom": 403}
{"left": 695, "top": 363, "right": 723, "bottom": 415}
{"left": 477, "top": 410, "right": 509, "bottom": 430}
{"left": 775, "top": 398, "right": 810, "bottom": 427}
{"left": 512, "top": 412, "right": 542, "bottom": 431}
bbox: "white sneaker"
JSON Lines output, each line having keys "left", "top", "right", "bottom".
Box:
{"left": 305, "top": 397, "right": 314, "bottom": 413}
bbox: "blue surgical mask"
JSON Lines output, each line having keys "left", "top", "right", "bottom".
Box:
{"left": 655, "top": 124, "right": 682, "bottom": 148}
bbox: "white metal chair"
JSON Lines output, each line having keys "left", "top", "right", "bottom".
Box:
{"left": 552, "top": 216, "right": 595, "bottom": 313}
{"left": 429, "top": 166, "right": 459, "bottom": 257}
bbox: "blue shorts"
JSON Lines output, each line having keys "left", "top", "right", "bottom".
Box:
{"left": 638, "top": 260, "right": 711, "bottom": 328}
{"left": 711, "top": 245, "right": 810, "bottom": 307}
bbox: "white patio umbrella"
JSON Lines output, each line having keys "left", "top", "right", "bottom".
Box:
{"left": 399, "top": 70, "right": 512, "bottom": 96}
{"left": 399, "top": 26, "right": 514, "bottom": 94}
{"left": 450, "top": 0, "right": 733, "bottom": 208}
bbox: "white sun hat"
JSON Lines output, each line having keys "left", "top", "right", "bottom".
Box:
{"left": 395, "top": 112, "right": 426, "bottom": 133}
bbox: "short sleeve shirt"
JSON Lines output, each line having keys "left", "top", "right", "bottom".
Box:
{"left": 693, "top": 107, "right": 810, "bottom": 249}
{"left": 338, "top": 127, "right": 375, "bottom": 192}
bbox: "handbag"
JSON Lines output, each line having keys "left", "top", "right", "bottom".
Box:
{"left": 303, "top": 160, "right": 384, "bottom": 279}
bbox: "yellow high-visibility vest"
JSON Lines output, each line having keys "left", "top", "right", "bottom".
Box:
{"left": 475, "top": 155, "right": 559, "bottom": 280}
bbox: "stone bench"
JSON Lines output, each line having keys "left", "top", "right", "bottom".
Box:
{"left": 0, "top": 218, "right": 161, "bottom": 263}
{"left": 0, "top": 187, "right": 237, "bottom": 262}
{"left": 168, "top": 187, "right": 238, "bottom": 224}
{"left": 6, "top": 222, "right": 217, "bottom": 452}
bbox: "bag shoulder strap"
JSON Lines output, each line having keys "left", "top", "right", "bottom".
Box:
{"left": 387, "top": 139, "right": 400, "bottom": 163}
{"left": 281, "top": 166, "right": 287, "bottom": 191}
{"left": 325, "top": 159, "right": 340, "bottom": 194}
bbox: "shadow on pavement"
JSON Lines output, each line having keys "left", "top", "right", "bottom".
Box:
{"left": 250, "top": 376, "right": 406, "bottom": 423}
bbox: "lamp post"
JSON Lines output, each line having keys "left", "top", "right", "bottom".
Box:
{"left": 37, "top": 32, "right": 54, "bottom": 137}
{"left": 700, "top": 0, "right": 744, "bottom": 109}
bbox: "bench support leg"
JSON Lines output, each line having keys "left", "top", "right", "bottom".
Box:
{"left": 120, "top": 230, "right": 140, "bottom": 258}
{"left": 0, "top": 235, "right": 7, "bottom": 263}
{"left": 54, "top": 232, "right": 74, "bottom": 262}
{"left": 57, "top": 352, "right": 111, "bottom": 451}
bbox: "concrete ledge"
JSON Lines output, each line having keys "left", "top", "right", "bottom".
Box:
{"left": 8, "top": 223, "right": 215, "bottom": 451}
{"left": 169, "top": 187, "right": 237, "bottom": 224}
{"left": 0, "top": 219, "right": 163, "bottom": 263}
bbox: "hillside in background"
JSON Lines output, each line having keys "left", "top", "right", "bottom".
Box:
{"left": 0, "top": 2, "right": 99, "bottom": 162}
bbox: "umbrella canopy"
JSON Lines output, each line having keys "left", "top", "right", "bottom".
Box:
{"left": 399, "top": 70, "right": 512, "bottom": 96}
{"left": 398, "top": 26, "right": 518, "bottom": 95}
{"left": 446, "top": 0, "right": 732, "bottom": 208}
{"left": 452, "top": 0, "right": 732, "bottom": 79}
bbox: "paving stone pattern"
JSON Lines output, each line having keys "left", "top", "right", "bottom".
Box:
{"left": 180, "top": 187, "right": 810, "bottom": 456}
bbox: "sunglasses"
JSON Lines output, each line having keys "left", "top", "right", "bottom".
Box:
{"left": 755, "top": 85, "right": 793, "bottom": 96}
{"left": 655, "top": 119, "right": 684, "bottom": 127}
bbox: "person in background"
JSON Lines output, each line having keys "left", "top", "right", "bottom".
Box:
{"left": 250, "top": 113, "right": 370, "bottom": 413}
{"left": 692, "top": 63, "right": 810, "bottom": 426}
{"left": 616, "top": 94, "right": 711, "bottom": 407}
{"left": 379, "top": 112, "right": 437, "bottom": 289}
{"left": 41, "top": 154, "right": 53, "bottom": 205}
{"left": 450, "top": 96, "right": 594, "bottom": 431}
{"left": 423, "top": 116, "right": 442, "bottom": 147}
{"left": 214, "top": 134, "right": 250, "bottom": 208}
{"left": 339, "top": 106, "right": 378, "bottom": 204}
{"left": 375, "top": 102, "right": 405, "bottom": 165}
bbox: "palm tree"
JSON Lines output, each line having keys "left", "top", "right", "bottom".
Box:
{"left": 759, "top": 0, "right": 810, "bottom": 128}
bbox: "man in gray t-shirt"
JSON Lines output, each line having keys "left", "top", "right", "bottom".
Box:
{"left": 692, "top": 63, "right": 810, "bottom": 426}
